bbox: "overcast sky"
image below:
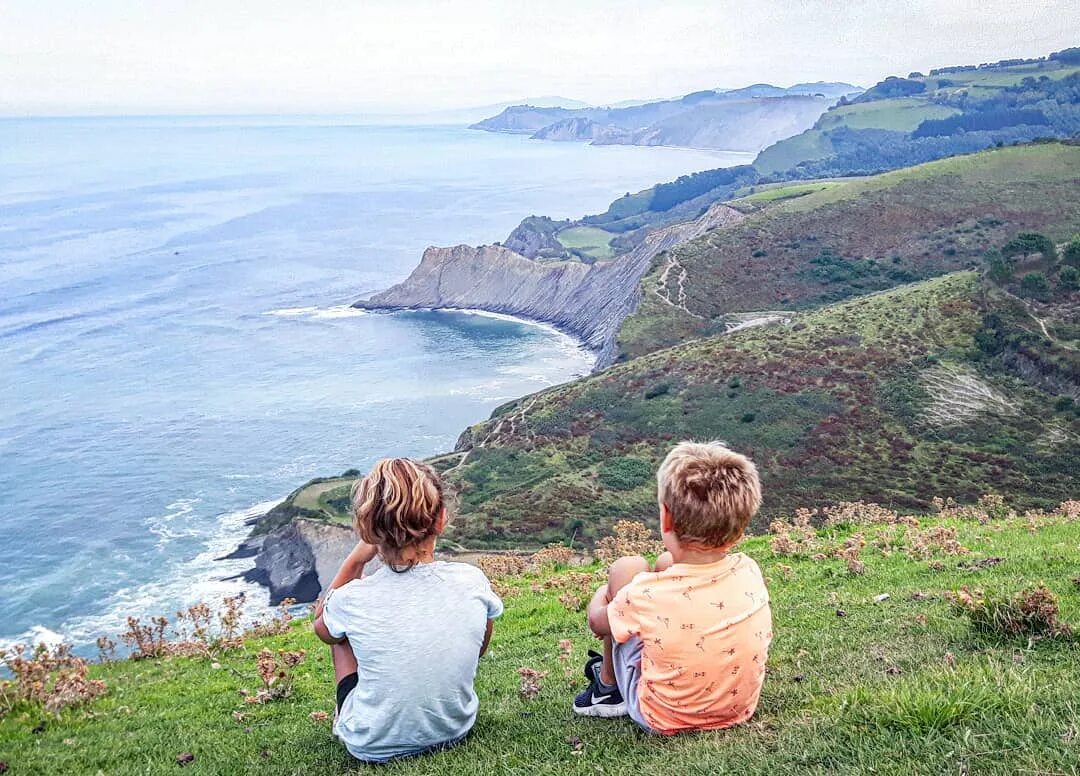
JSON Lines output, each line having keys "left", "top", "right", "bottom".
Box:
{"left": 3, "top": 0, "right": 1079, "bottom": 116}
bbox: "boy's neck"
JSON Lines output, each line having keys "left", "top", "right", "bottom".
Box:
{"left": 669, "top": 544, "right": 731, "bottom": 566}
{"left": 396, "top": 538, "right": 437, "bottom": 566}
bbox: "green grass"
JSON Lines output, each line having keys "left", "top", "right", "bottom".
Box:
{"left": 556, "top": 226, "right": 616, "bottom": 260}
{"left": 623, "top": 143, "right": 1080, "bottom": 357}
{"left": 4, "top": 514, "right": 1079, "bottom": 774}
{"left": 934, "top": 64, "right": 1080, "bottom": 89}
{"left": 815, "top": 98, "right": 959, "bottom": 132}
{"left": 736, "top": 181, "right": 846, "bottom": 204}
{"left": 754, "top": 129, "right": 833, "bottom": 174}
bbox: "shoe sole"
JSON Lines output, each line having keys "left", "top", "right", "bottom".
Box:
{"left": 572, "top": 701, "right": 628, "bottom": 718}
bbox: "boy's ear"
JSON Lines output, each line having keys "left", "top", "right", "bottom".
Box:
{"left": 436, "top": 508, "right": 449, "bottom": 533}
{"left": 660, "top": 502, "right": 674, "bottom": 533}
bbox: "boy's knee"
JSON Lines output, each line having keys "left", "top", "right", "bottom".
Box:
{"left": 607, "top": 555, "right": 650, "bottom": 595}
{"left": 654, "top": 551, "right": 674, "bottom": 572}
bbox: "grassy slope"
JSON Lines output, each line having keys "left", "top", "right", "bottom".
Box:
{"left": 445, "top": 272, "right": 1078, "bottom": 548}
{"left": 620, "top": 143, "right": 1080, "bottom": 359}
{"left": 815, "top": 98, "right": 960, "bottom": 131}
{"left": 734, "top": 181, "right": 847, "bottom": 203}
{"left": 753, "top": 59, "right": 1079, "bottom": 174}
{"left": 555, "top": 226, "right": 616, "bottom": 260}
{"left": 4, "top": 514, "right": 1079, "bottom": 775}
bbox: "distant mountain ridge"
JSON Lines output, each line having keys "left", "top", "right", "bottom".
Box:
{"left": 470, "top": 82, "right": 863, "bottom": 152}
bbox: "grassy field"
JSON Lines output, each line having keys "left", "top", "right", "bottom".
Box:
{"left": 936, "top": 64, "right": 1080, "bottom": 90}
{"left": 4, "top": 509, "right": 1078, "bottom": 775}
{"left": 735, "top": 181, "right": 847, "bottom": 204}
{"left": 753, "top": 129, "right": 833, "bottom": 174}
{"left": 752, "top": 58, "right": 1079, "bottom": 176}
{"left": 556, "top": 226, "right": 616, "bottom": 260}
{"left": 815, "top": 98, "right": 959, "bottom": 132}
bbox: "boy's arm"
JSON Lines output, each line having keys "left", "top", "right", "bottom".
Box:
{"left": 586, "top": 583, "right": 612, "bottom": 638}
{"left": 313, "top": 613, "right": 344, "bottom": 645}
{"left": 313, "top": 541, "right": 378, "bottom": 620}
{"left": 479, "top": 619, "right": 495, "bottom": 657}
{"left": 311, "top": 541, "right": 378, "bottom": 644}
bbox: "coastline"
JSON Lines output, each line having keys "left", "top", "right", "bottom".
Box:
{"left": 403, "top": 306, "right": 600, "bottom": 371}
{"left": 224, "top": 302, "right": 597, "bottom": 606}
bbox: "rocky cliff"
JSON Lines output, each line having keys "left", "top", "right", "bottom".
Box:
{"left": 473, "top": 84, "right": 860, "bottom": 151}
{"left": 354, "top": 203, "right": 747, "bottom": 366}
{"left": 240, "top": 519, "right": 356, "bottom": 605}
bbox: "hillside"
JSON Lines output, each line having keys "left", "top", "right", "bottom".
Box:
{"left": 471, "top": 83, "right": 860, "bottom": 152}
{"left": 269, "top": 144, "right": 1080, "bottom": 558}
{"left": 755, "top": 50, "right": 1080, "bottom": 175}
{"left": 620, "top": 143, "right": 1080, "bottom": 357}
{"left": 444, "top": 272, "right": 1078, "bottom": 548}
{"left": 4, "top": 510, "right": 1079, "bottom": 774}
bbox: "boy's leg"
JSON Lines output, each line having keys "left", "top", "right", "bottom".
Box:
{"left": 654, "top": 551, "right": 674, "bottom": 573}
{"left": 331, "top": 638, "right": 359, "bottom": 714}
{"left": 599, "top": 555, "right": 650, "bottom": 685}
{"left": 331, "top": 638, "right": 358, "bottom": 682}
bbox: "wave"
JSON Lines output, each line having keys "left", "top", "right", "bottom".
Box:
{"left": 264, "top": 305, "right": 368, "bottom": 319}
{"left": 4, "top": 499, "right": 283, "bottom": 653}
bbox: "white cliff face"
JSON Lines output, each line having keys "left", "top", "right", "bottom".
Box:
{"left": 355, "top": 204, "right": 747, "bottom": 367}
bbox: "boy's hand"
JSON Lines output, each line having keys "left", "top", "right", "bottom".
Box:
{"left": 349, "top": 541, "right": 379, "bottom": 566}
{"left": 324, "top": 540, "right": 379, "bottom": 595}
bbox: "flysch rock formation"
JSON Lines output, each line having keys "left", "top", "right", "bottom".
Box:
{"left": 354, "top": 202, "right": 747, "bottom": 367}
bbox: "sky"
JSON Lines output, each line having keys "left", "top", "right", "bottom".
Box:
{"left": 3, "top": 0, "right": 1079, "bottom": 116}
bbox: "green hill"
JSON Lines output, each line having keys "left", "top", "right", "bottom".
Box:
{"left": 754, "top": 51, "right": 1080, "bottom": 176}
{"left": 620, "top": 143, "right": 1080, "bottom": 358}
{"left": 4, "top": 509, "right": 1079, "bottom": 774}
{"left": 248, "top": 144, "right": 1080, "bottom": 551}
{"left": 447, "top": 272, "right": 1078, "bottom": 548}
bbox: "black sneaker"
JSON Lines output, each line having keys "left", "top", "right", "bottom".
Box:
{"left": 573, "top": 651, "right": 627, "bottom": 718}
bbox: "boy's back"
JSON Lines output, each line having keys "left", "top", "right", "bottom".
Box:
{"left": 323, "top": 560, "right": 503, "bottom": 761}
{"left": 609, "top": 552, "right": 772, "bottom": 733}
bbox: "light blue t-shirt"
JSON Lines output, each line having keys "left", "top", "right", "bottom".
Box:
{"left": 321, "top": 560, "right": 503, "bottom": 763}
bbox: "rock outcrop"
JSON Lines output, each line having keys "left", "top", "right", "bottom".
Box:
{"left": 503, "top": 216, "right": 570, "bottom": 259}
{"left": 354, "top": 203, "right": 747, "bottom": 367}
{"left": 242, "top": 519, "right": 356, "bottom": 604}
{"left": 531, "top": 117, "right": 614, "bottom": 142}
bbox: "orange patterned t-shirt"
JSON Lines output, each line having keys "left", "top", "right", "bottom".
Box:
{"left": 607, "top": 553, "right": 772, "bottom": 734}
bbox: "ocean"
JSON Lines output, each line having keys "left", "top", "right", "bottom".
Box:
{"left": 0, "top": 116, "right": 750, "bottom": 651}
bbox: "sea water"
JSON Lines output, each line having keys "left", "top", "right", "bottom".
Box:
{"left": 0, "top": 116, "right": 750, "bottom": 650}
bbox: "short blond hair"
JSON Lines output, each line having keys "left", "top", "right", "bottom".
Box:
{"left": 657, "top": 441, "right": 761, "bottom": 548}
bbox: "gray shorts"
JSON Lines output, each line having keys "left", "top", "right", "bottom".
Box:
{"left": 612, "top": 636, "right": 656, "bottom": 733}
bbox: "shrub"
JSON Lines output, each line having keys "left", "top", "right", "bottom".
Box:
{"left": 1058, "top": 266, "right": 1079, "bottom": 291}
{"left": 643, "top": 382, "right": 670, "bottom": 399}
{"left": 474, "top": 554, "right": 528, "bottom": 580}
{"left": 1063, "top": 236, "right": 1080, "bottom": 268}
{"left": 241, "top": 649, "right": 306, "bottom": 705}
{"left": 594, "top": 520, "right": 664, "bottom": 563}
{"left": 528, "top": 544, "right": 574, "bottom": 571}
{"left": 1019, "top": 272, "right": 1049, "bottom": 298}
{"left": 948, "top": 585, "right": 1074, "bottom": 640}
{"left": 597, "top": 457, "right": 654, "bottom": 491}
{"left": 1002, "top": 232, "right": 1057, "bottom": 262}
{"left": 0, "top": 643, "right": 107, "bottom": 716}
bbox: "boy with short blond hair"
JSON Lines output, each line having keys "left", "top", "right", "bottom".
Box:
{"left": 574, "top": 441, "right": 773, "bottom": 733}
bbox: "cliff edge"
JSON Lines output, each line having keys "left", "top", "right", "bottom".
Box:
{"left": 354, "top": 203, "right": 747, "bottom": 366}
